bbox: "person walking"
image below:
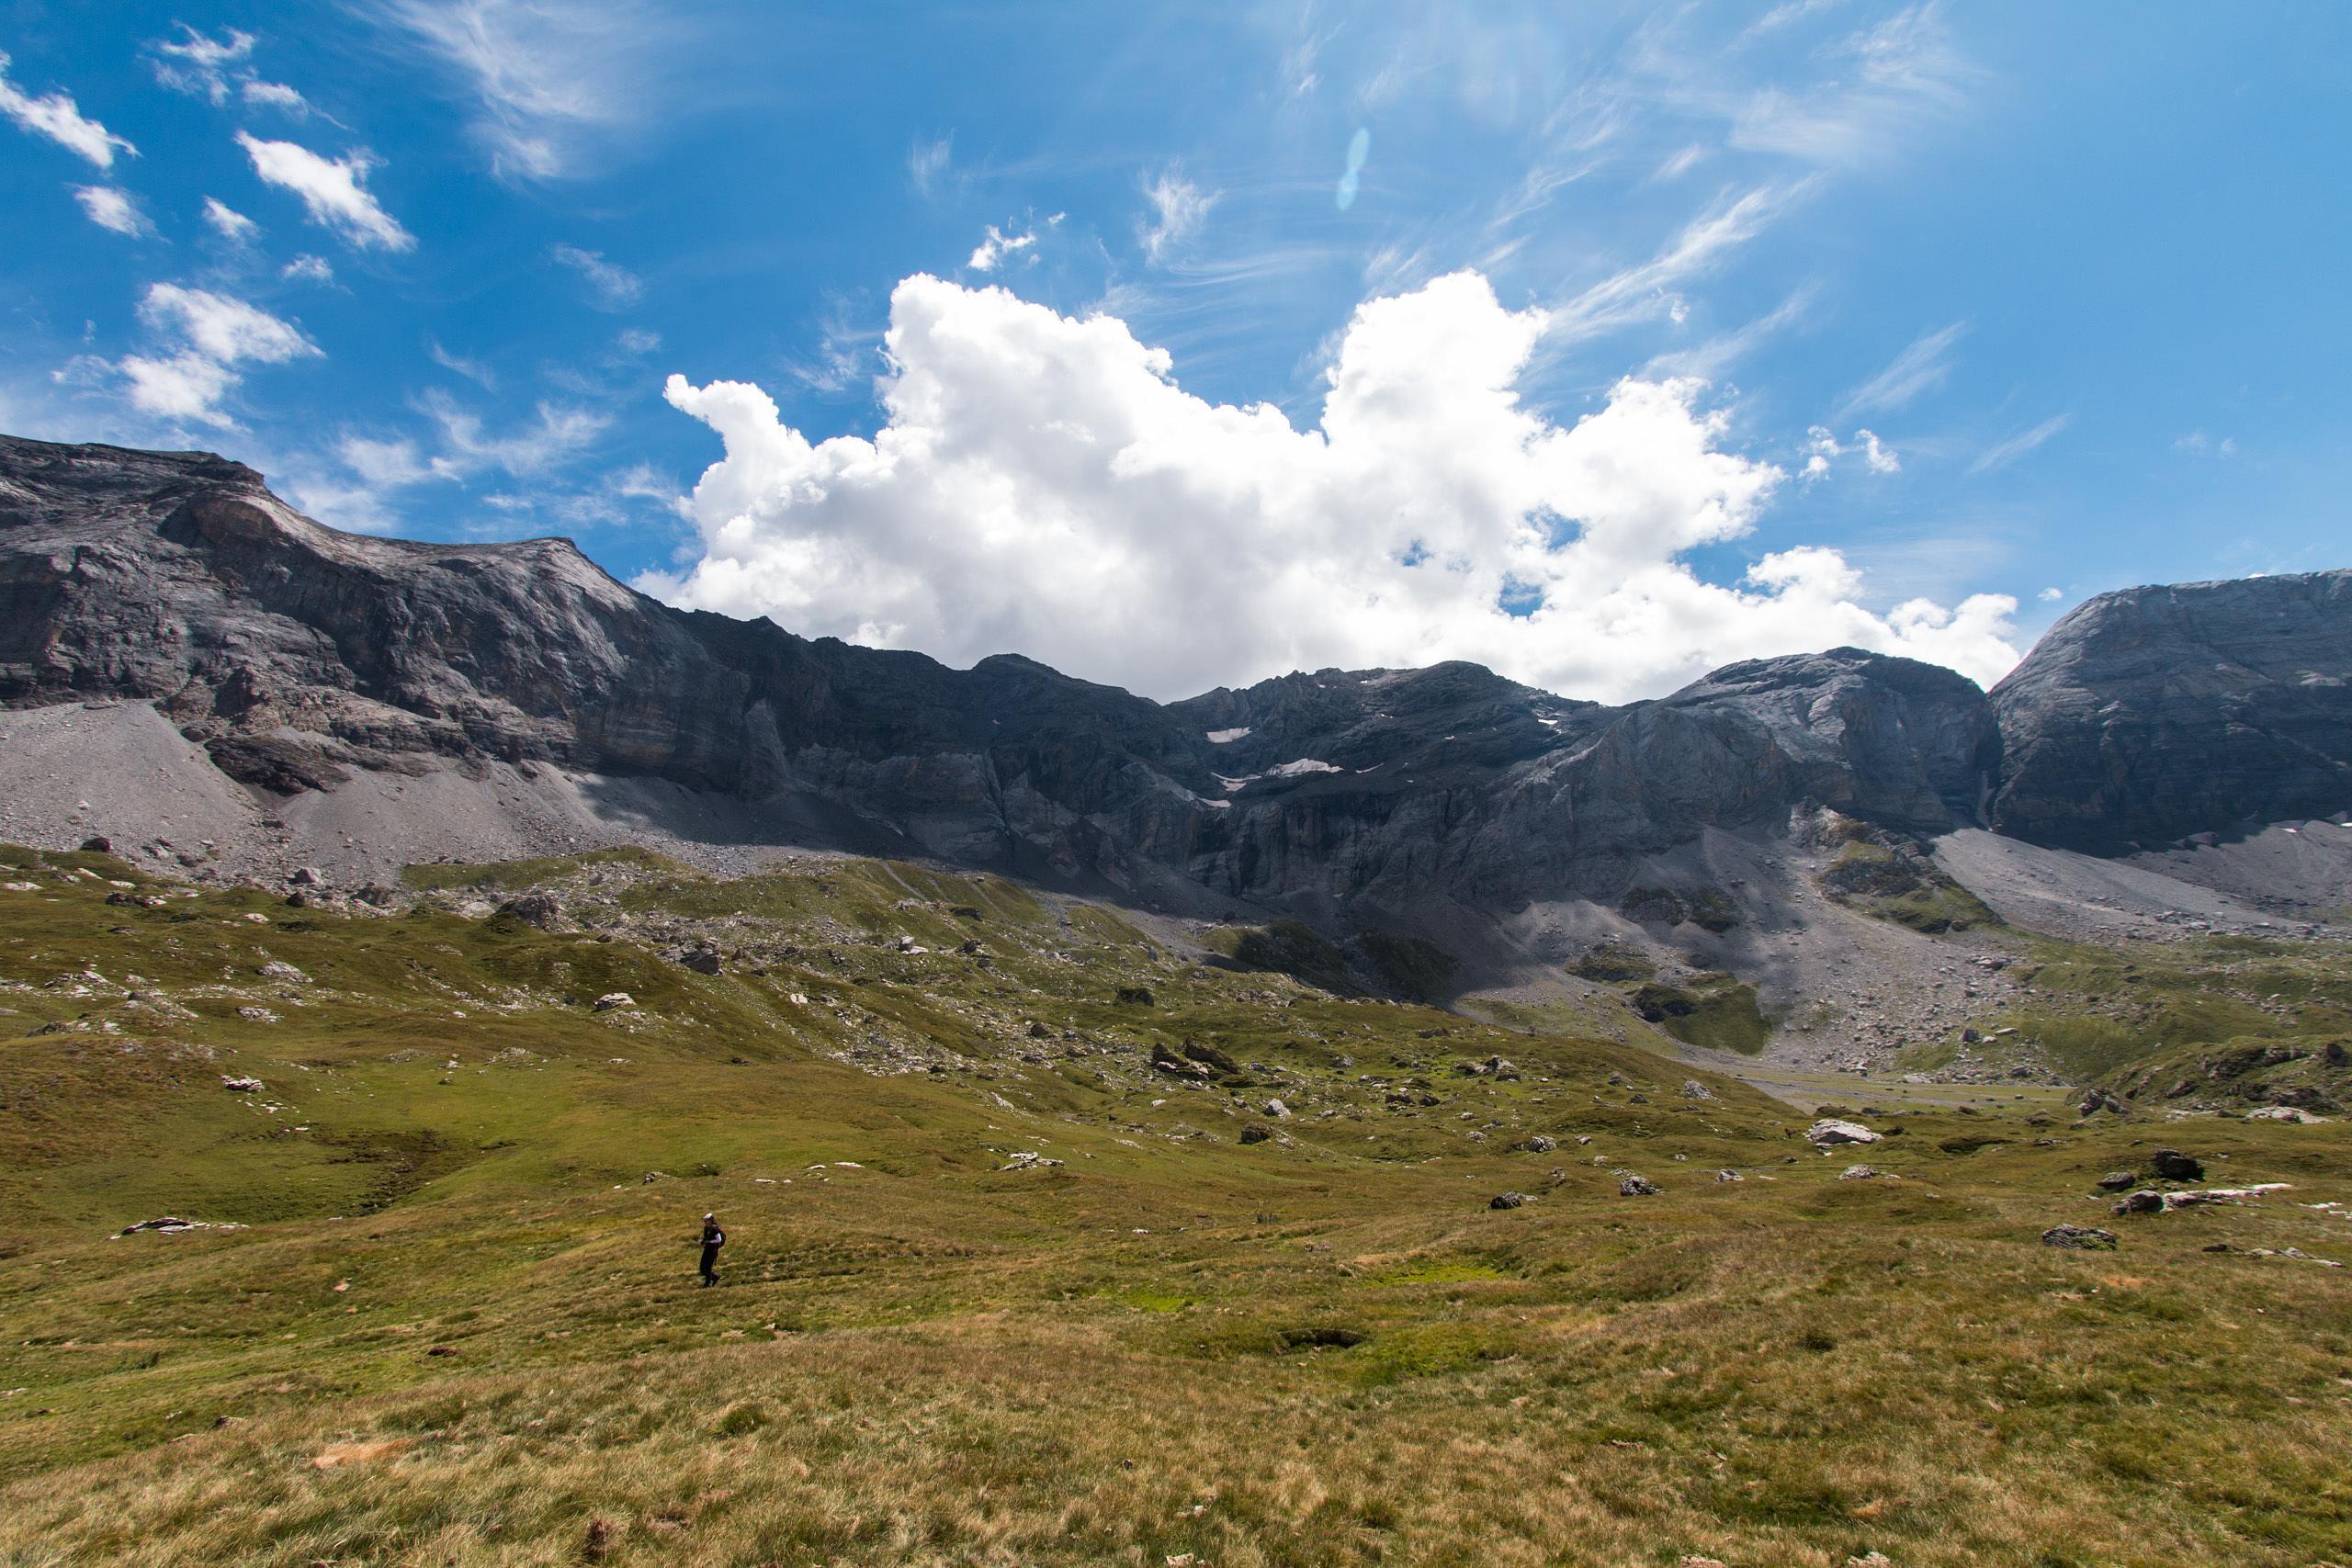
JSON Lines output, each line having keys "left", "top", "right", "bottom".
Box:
{"left": 696, "top": 1212, "right": 726, "bottom": 1287}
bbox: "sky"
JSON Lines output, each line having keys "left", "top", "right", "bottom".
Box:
{"left": 3, "top": 2, "right": 2346, "bottom": 705}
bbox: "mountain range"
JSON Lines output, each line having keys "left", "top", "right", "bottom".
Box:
{"left": 4, "top": 430, "right": 2348, "bottom": 1048}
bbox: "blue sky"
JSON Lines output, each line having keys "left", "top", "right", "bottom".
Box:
{"left": 3, "top": 2, "right": 2346, "bottom": 701}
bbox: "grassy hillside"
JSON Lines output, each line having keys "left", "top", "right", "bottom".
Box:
{"left": 4, "top": 845, "right": 2351, "bottom": 1565}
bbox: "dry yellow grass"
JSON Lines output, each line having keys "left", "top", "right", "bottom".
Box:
{"left": 5, "top": 845, "right": 2349, "bottom": 1565}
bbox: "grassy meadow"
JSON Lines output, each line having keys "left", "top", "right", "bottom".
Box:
{"left": 2, "top": 844, "right": 2348, "bottom": 1566}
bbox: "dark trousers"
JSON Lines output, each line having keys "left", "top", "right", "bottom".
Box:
{"left": 699, "top": 1244, "right": 720, "bottom": 1285}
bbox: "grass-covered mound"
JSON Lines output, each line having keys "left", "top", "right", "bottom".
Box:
{"left": 1353, "top": 929, "right": 1459, "bottom": 1002}
{"left": 1626, "top": 972, "right": 1775, "bottom": 1055}
{"left": 1200, "top": 919, "right": 1360, "bottom": 994}
{"left": 1817, "top": 838, "right": 1999, "bottom": 934}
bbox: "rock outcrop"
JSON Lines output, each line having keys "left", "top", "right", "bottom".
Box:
{"left": 1990, "top": 570, "right": 2352, "bottom": 852}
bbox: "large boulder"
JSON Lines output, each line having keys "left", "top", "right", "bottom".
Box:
{"left": 1805, "top": 1118, "right": 1882, "bottom": 1147}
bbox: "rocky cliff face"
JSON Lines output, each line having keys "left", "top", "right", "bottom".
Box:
{"left": 1989, "top": 570, "right": 2352, "bottom": 853}
{"left": 5, "top": 434, "right": 2347, "bottom": 913}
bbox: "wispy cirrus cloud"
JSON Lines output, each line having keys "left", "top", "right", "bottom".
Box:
{"left": 909, "top": 134, "right": 952, "bottom": 197}
{"left": 428, "top": 340, "right": 496, "bottom": 389}
{"left": 1545, "top": 181, "right": 1811, "bottom": 346}
{"left": 1969, "top": 412, "right": 2070, "bottom": 474}
{"left": 550, "top": 243, "right": 644, "bottom": 309}
{"left": 1834, "top": 321, "right": 1966, "bottom": 420}
{"left": 379, "top": 0, "right": 670, "bottom": 181}
{"left": 148, "top": 24, "right": 253, "bottom": 104}
{"left": 1731, "top": 4, "right": 1975, "bottom": 167}
{"left": 149, "top": 25, "right": 315, "bottom": 116}
{"left": 1139, "top": 166, "right": 1219, "bottom": 263}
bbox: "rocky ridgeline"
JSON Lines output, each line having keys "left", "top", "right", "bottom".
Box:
{"left": 4, "top": 434, "right": 2350, "bottom": 924}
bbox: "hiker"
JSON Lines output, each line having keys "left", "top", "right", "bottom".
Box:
{"left": 696, "top": 1212, "right": 725, "bottom": 1287}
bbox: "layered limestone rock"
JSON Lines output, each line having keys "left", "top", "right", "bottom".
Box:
{"left": 1991, "top": 570, "right": 2352, "bottom": 852}
{"left": 6, "top": 433, "right": 2347, "bottom": 912}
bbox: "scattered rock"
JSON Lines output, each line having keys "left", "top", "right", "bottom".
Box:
{"left": 1522, "top": 1134, "right": 1557, "bottom": 1154}
{"left": 2077, "top": 1089, "right": 2125, "bottom": 1116}
{"left": 997, "top": 1151, "right": 1064, "bottom": 1171}
{"left": 220, "top": 1075, "right": 264, "bottom": 1092}
{"left": 1618, "top": 1175, "right": 1661, "bottom": 1196}
{"left": 2149, "top": 1149, "right": 2205, "bottom": 1181}
{"left": 1713, "top": 1168, "right": 1742, "bottom": 1182}
{"left": 1238, "top": 1124, "right": 1272, "bottom": 1145}
{"left": 2041, "top": 1224, "right": 2119, "bottom": 1250}
{"left": 1181, "top": 1040, "right": 1238, "bottom": 1073}
{"left": 117, "top": 1215, "right": 241, "bottom": 1236}
{"left": 1489, "top": 1191, "right": 1530, "bottom": 1210}
{"left": 1805, "top": 1118, "right": 1881, "bottom": 1146}
{"left": 674, "top": 946, "right": 722, "bottom": 976}
{"left": 2095, "top": 1170, "right": 2137, "bottom": 1191}
{"left": 1838, "top": 1164, "right": 1883, "bottom": 1180}
{"left": 594, "top": 992, "right": 636, "bottom": 1011}
{"left": 287, "top": 866, "right": 321, "bottom": 886}
{"left": 1679, "top": 1079, "right": 1714, "bottom": 1100}
{"left": 2245, "top": 1106, "right": 2327, "bottom": 1123}
{"left": 500, "top": 892, "right": 561, "bottom": 929}
{"left": 1262, "top": 1098, "right": 1291, "bottom": 1119}
{"left": 2111, "top": 1190, "right": 2165, "bottom": 1215}
{"left": 1150, "top": 1043, "right": 1207, "bottom": 1077}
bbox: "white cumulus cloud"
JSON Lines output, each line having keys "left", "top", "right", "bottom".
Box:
{"left": 138, "top": 284, "right": 318, "bottom": 366}
{"left": 966, "top": 224, "right": 1037, "bottom": 274}
{"left": 202, "top": 196, "right": 259, "bottom": 242}
{"left": 74, "top": 186, "right": 153, "bottom": 237}
{"left": 1804, "top": 423, "right": 1899, "bottom": 479}
{"left": 0, "top": 50, "right": 137, "bottom": 168}
{"left": 117, "top": 283, "right": 321, "bottom": 427}
{"left": 649, "top": 271, "right": 2020, "bottom": 702}
{"left": 236, "top": 131, "right": 415, "bottom": 251}
{"left": 241, "top": 80, "right": 311, "bottom": 114}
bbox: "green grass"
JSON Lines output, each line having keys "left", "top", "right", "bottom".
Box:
{"left": 1201, "top": 919, "right": 1360, "bottom": 994}
{"left": 1354, "top": 930, "right": 1460, "bottom": 1001}
{"left": 1969, "top": 936, "right": 2352, "bottom": 1082}
{"left": 4, "top": 842, "right": 2352, "bottom": 1566}
{"left": 1628, "top": 973, "right": 1775, "bottom": 1055}
{"left": 1568, "top": 942, "right": 1657, "bottom": 984}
